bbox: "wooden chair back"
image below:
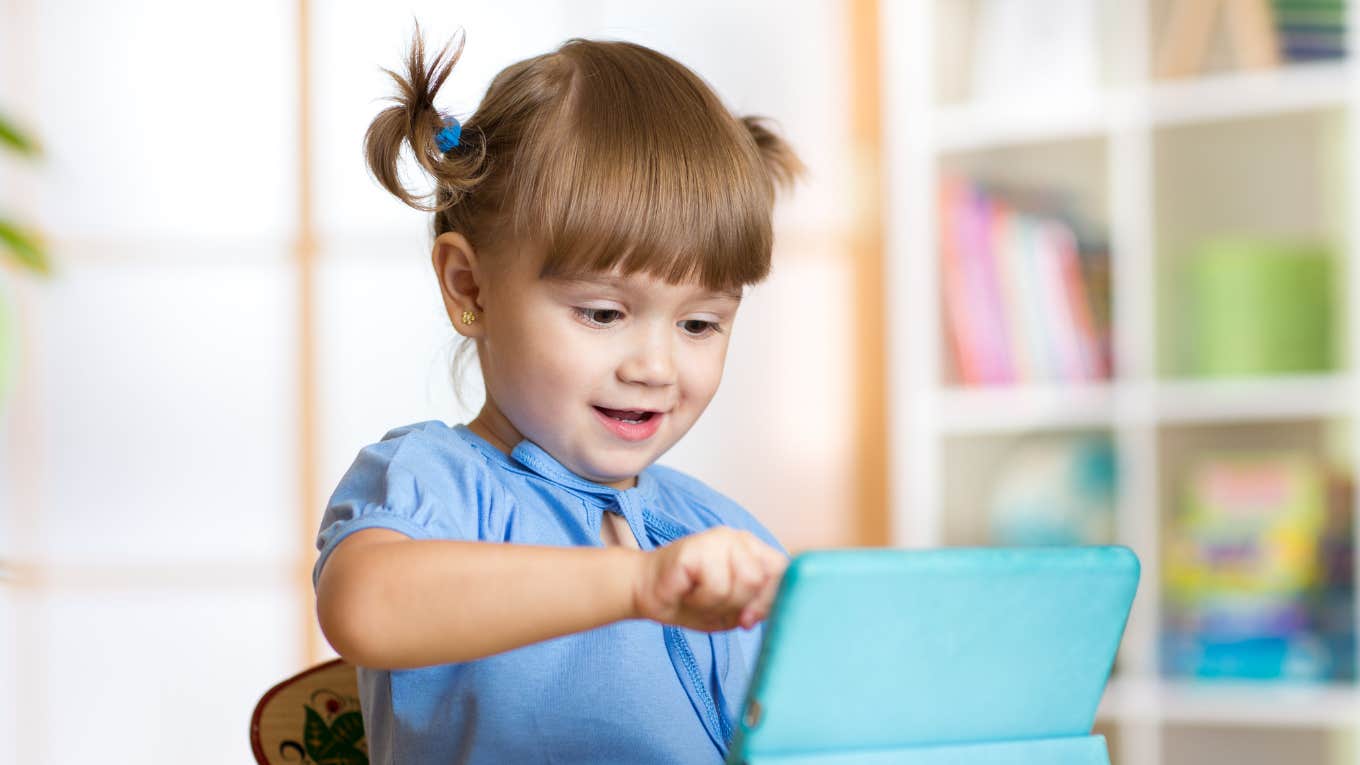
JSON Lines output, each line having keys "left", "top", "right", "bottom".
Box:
{"left": 250, "top": 658, "right": 368, "bottom": 764}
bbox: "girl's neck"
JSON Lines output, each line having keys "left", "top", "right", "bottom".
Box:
{"left": 467, "top": 410, "right": 519, "bottom": 456}
{"left": 466, "top": 405, "right": 639, "bottom": 491}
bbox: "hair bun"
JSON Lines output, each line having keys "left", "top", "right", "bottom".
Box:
{"left": 363, "top": 23, "right": 488, "bottom": 213}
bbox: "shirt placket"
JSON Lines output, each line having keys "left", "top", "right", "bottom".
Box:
{"left": 611, "top": 491, "right": 652, "bottom": 551}
{"left": 644, "top": 505, "right": 734, "bottom": 758}
{"left": 510, "top": 441, "right": 733, "bottom": 758}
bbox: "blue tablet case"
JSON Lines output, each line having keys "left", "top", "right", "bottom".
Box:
{"left": 727, "top": 546, "right": 1140, "bottom": 765}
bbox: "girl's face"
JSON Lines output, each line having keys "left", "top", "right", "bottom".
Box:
{"left": 443, "top": 235, "right": 742, "bottom": 490}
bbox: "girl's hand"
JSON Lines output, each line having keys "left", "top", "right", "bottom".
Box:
{"left": 631, "top": 527, "right": 788, "bottom": 632}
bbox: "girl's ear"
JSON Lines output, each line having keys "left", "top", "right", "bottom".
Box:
{"left": 432, "top": 231, "right": 487, "bottom": 338}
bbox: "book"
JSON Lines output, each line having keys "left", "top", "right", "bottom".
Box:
{"left": 938, "top": 176, "right": 983, "bottom": 384}
{"left": 966, "top": 186, "right": 1015, "bottom": 384}
{"left": 937, "top": 175, "right": 1110, "bottom": 386}
{"left": 1161, "top": 452, "right": 1350, "bottom": 680}
{"left": 1052, "top": 222, "right": 1105, "bottom": 379}
{"left": 992, "top": 206, "right": 1036, "bottom": 381}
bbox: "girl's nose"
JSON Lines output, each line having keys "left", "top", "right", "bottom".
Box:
{"left": 618, "top": 325, "right": 676, "bottom": 387}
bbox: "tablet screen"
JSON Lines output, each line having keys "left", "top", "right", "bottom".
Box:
{"left": 731, "top": 545, "right": 1139, "bottom": 760}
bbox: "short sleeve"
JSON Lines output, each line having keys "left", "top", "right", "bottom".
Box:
{"left": 312, "top": 421, "right": 499, "bottom": 589}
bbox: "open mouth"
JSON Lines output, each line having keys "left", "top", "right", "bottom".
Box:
{"left": 594, "top": 406, "right": 657, "bottom": 424}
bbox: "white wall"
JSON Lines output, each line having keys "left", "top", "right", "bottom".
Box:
{"left": 0, "top": 1, "right": 859, "bottom": 761}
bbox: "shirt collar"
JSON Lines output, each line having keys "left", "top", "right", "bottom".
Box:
{"left": 453, "top": 423, "right": 659, "bottom": 509}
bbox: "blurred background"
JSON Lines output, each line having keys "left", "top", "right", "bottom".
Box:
{"left": 1, "top": 0, "right": 1358, "bottom": 762}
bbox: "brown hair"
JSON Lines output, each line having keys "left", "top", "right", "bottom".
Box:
{"left": 364, "top": 23, "right": 803, "bottom": 406}
{"left": 367, "top": 23, "right": 799, "bottom": 408}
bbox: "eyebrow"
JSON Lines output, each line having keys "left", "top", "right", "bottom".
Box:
{"left": 549, "top": 274, "right": 743, "bottom": 302}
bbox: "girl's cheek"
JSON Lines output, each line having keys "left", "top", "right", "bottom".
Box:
{"left": 682, "top": 350, "right": 725, "bottom": 395}
{"left": 528, "top": 333, "right": 593, "bottom": 379}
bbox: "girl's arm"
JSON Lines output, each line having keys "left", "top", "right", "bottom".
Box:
{"left": 316, "top": 528, "right": 643, "bottom": 669}
{"left": 317, "top": 525, "right": 786, "bottom": 670}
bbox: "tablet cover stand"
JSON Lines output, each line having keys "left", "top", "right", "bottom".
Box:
{"left": 727, "top": 546, "right": 1140, "bottom": 765}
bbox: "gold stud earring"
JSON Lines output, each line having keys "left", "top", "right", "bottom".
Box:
{"left": 461, "top": 310, "right": 478, "bottom": 324}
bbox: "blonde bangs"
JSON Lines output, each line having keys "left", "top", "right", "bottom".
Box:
{"left": 501, "top": 40, "right": 775, "bottom": 293}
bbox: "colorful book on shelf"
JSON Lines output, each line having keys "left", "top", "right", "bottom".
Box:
{"left": 1273, "top": 0, "right": 1347, "bottom": 60}
{"left": 937, "top": 176, "right": 983, "bottom": 383}
{"left": 1052, "top": 222, "right": 1107, "bottom": 380}
{"left": 1019, "top": 214, "right": 1062, "bottom": 381}
{"left": 1161, "top": 452, "right": 1352, "bottom": 681}
{"left": 937, "top": 175, "right": 1110, "bottom": 386}
{"left": 965, "top": 185, "right": 1015, "bottom": 384}
{"left": 1080, "top": 248, "right": 1114, "bottom": 377}
{"left": 1272, "top": 1, "right": 1345, "bottom": 27}
{"left": 939, "top": 175, "right": 993, "bottom": 385}
{"left": 1154, "top": 0, "right": 1350, "bottom": 75}
{"left": 1318, "top": 469, "right": 1356, "bottom": 679}
{"left": 939, "top": 176, "right": 1015, "bottom": 385}
{"left": 1038, "top": 221, "right": 1090, "bottom": 380}
{"left": 1003, "top": 211, "right": 1052, "bottom": 381}
{"left": 992, "top": 206, "right": 1037, "bottom": 381}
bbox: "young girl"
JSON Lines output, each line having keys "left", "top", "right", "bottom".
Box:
{"left": 313, "top": 25, "right": 803, "bottom": 764}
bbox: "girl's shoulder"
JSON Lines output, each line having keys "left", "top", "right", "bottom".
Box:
{"left": 361, "top": 419, "right": 494, "bottom": 475}
{"left": 645, "top": 463, "right": 787, "bottom": 556}
{"left": 337, "top": 419, "right": 514, "bottom": 508}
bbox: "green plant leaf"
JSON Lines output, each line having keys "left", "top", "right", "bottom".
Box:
{"left": 0, "top": 218, "right": 50, "bottom": 275}
{"left": 0, "top": 113, "right": 40, "bottom": 157}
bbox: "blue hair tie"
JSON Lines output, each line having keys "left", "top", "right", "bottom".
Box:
{"left": 436, "top": 115, "right": 462, "bottom": 153}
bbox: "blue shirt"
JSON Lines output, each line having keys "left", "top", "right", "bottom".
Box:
{"left": 313, "top": 420, "right": 787, "bottom": 764}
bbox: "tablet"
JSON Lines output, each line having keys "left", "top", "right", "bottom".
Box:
{"left": 727, "top": 545, "right": 1140, "bottom": 764}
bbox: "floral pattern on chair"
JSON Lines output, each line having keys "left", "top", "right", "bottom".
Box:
{"left": 251, "top": 659, "right": 369, "bottom": 765}
{"left": 281, "top": 689, "right": 368, "bottom": 764}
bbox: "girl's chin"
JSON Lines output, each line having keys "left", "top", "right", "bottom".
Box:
{"left": 578, "top": 453, "right": 654, "bottom": 486}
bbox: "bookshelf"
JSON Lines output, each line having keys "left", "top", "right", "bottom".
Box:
{"left": 883, "top": 2, "right": 1359, "bottom": 764}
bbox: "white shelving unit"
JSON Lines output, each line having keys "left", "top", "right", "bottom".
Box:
{"left": 883, "top": 2, "right": 1360, "bottom": 764}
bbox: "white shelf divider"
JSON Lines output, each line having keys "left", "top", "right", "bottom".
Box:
{"left": 932, "top": 94, "right": 1115, "bottom": 153}
{"left": 934, "top": 375, "right": 1357, "bottom": 435}
{"left": 1107, "top": 3, "right": 1165, "bottom": 761}
{"left": 1100, "top": 676, "right": 1360, "bottom": 729}
{"left": 1148, "top": 60, "right": 1352, "bottom": 128}
{"left": 936, "top": 383, "right": 1117, "bottom": 434}
{"left": 883, "top": 0, "right": 941, "bottom": 549}
{"left": 929, "top": 62, "right": 1352, "bottom": 154}
{"left": 1155, "top": 374, "right": 1358, "bottom": 425}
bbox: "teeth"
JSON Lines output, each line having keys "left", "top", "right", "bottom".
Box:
{"left": 597, "top": 406, "right": 656, "bottom": 425}
{"left": 599, "top": 406, "right": 648, "bottom": 423}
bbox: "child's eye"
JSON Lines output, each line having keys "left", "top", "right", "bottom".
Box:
{"left": 680, "top": 319, "right": 723, "bottom": 337}
{"left": 575, "top": 307, "right": 623, "bottom": 327}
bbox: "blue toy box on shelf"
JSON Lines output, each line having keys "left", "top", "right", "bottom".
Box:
{"left": 727, "top": 545, "right": 1140, "bottom": 764}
